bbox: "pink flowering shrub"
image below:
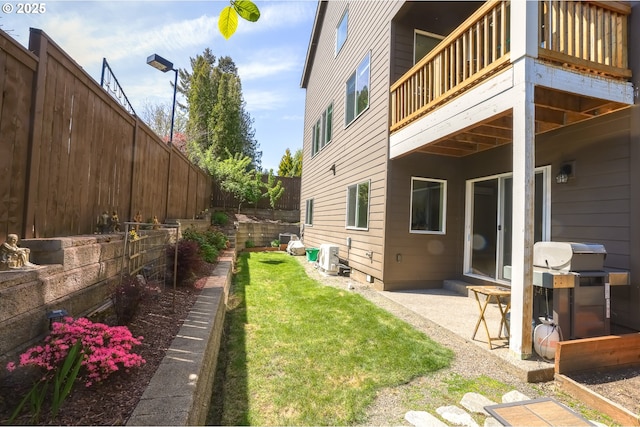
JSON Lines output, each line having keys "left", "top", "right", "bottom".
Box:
{"left": 7, "top": 317, "right": 145, "bottom": 387}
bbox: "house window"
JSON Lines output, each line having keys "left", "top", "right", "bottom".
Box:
{"left": 414, "top": 30, "right": 444, "bottom": 64}
{"left": 305, "top": 199, "right": 314, "bottom": 225}
{"left": 346, "top": 180, "right": 369, "bottom": 230}
{"left": 410, "top": 177, "right": 446, "bottom": 234}
{"left": 311, "top": 103, "right": 333, "bottom": 157}
{"left": 336, "top": 8, "right": 348, "bottom": 55}
{"left": 345, "top": 52, "right": 370, "bottom": 126}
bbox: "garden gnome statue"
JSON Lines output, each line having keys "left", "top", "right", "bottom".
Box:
{"left": 152, "top": 215, "right": 160, "bottom": 230}
{"left": 97, "top": 211, "right": 110, "bottom": 233}
{"left": 110, "top": 211, "right": 121, "bottom": 232}
{"left": 133, "top": 211, "right": 143, "bottom": 231}
{"left": 0, "top": 234, "right": 36, "bottom": 270}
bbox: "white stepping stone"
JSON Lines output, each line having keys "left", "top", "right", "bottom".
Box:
{"left": 436, "top": 405, "right": 480, "bottom": 427}
{"left": 501, "top": 390, "right": 531, "bottom": 403}
{"left": 460, "top": 392, "right": 497, "bottom": 415}
{"left": 484, "top": 417, "right": 503, "bottom": 427}
{"left": 404, "top": 410, "right": 449, "bottom": 427}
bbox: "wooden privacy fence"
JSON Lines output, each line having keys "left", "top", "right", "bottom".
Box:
{"left": 211, "top": 175, "right": 301, "bottom": 211}
{"left": 0, "top": 28, "right": 212, "bottom": 243}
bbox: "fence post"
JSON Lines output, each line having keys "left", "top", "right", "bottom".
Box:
{"left": 22, "top": 30, "right": 48, "bottom": 239}
{"left": 129, "top": 119, "right": 140, "bottom": 221}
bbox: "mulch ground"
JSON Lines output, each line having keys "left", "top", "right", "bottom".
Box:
{"left": 0, "top": 266, "right": 212, "bottom": 425}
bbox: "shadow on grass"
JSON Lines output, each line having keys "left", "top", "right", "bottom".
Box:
{"left": 207, "top": 254, "right": 250, "bottom": 426}
{"left": 259, "top": 259, "right": 284, "bottom": 265}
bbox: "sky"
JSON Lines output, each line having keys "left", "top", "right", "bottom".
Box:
{"left": 1, "top": 0, "right": 317, "bottom": 171}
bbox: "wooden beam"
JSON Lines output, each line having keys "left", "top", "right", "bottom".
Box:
{"left": 465, "top": 124, "right": 513, "bottom": 141}
{"left": 555, "top": 333, "right": 640, "bottom": 375}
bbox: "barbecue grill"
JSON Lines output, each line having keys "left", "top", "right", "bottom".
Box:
{"left": 505, "top": 242, "right": 629, "bottom": 340}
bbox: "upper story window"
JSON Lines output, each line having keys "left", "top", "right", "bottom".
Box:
{"left": 414, "top": 30, "right": 444, "bottom": 64}
{"left": 305, "top": 199, "right": 314, "bottom": 225}
{"left": 312, "top": 103, "right": 333, "bottom": 157}
{"left": 410, "top": 177, "right": 446, "bottom": 234}
{"left": 346, "top": 180, "right": 369, "bottom": 230}
{"left": 336, "top": 7, "right": 348, "bottom": 56}
{"left": 345, "top": 52, "right": 370, "bottom": 126}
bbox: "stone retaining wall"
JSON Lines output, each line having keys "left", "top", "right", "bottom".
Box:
{"left": 0, "top": 226, "right": 179, "bottom": 367}
{"left": 127, "top": 249, "right": 234, "bottom": 425}
{"left": 236, "top": 222, "right": 300, "bottom": 250}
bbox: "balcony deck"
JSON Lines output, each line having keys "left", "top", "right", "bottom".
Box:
{"left": 389, "top": 1, "right": 633, "bottom": 158}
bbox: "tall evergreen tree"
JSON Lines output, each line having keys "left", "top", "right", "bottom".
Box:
{"left": 180, "top": 49, "right": 260, "bottom": 170}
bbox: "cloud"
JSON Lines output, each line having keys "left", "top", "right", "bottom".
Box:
{"left": 238, "top": 49, "right": 302, "bottom": 81}
{"left": 244, "top": 89, "right": 291, "bottom": 111}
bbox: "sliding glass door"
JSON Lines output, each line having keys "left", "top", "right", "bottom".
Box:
{"left": 465, "top": 168, "right": 549, "bottom": 282}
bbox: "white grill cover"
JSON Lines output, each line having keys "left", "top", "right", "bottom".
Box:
{"left": 533, "top": 242, "right": 606, "bottom": 272}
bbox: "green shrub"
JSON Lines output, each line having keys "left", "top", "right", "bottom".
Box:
{"left": 271, "top": 239, "right": 280, "bottom": 247}
{"left": 212, "top": 211, "right": 229, "bottom": 226}
{"left": 245, "top": 240, "right": 255, "bottom": 248}
{"left": 182, "top": 227, "right": 228, "bottom": 263}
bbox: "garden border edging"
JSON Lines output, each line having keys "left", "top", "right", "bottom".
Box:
{"left": 126, "top": 249, "right": 235, "bottom": 426}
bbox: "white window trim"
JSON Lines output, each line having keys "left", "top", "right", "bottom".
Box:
{"left": 409, "top": 177, "right": 447, "bottom": 235}
{"left": 345, "top": 180, "right": 370, "bottom": 231}
{"left": 413, "top": 29, "right": 444, "bottom": 65}
{"left": 345, "top": 52, "right": 371, "bottom": 127}
{"left": 335, "top": 7, "right": 348, "bottom": 56}
{"left": 311, "top": 103, "right": 333, "bottom": 158}
{"left": 305, "top": 199, "right": 314, "bottom": 226}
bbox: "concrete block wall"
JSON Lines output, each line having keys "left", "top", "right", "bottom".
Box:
{"left": 0, "top": 228, "right": 178, "bottom": 368}
{"left": 236, "top": 222, "right": 301, "bottom": 250}
{"left": 127, "top": 249, "right": 234, "bottom": 426}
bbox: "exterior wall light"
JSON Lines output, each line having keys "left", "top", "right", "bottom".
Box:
{"left": 47, "top": 309, "right": 68, "bottom": 329}
{"left": 555, "top": 163, "right": 573, "bottom": 184}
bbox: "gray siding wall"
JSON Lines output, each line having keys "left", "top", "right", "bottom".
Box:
{"left": 301, "top": 1, "right": 403, "bottom": 284}
{"left": 383, "top": 155, "right": 465, "bottom": 290}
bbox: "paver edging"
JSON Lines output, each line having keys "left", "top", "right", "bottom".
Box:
{"left": 126, "top": 249, "right": 235, "bottom": 426}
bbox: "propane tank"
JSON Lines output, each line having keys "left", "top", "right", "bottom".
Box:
{"left": 533, "top": 318, "right": 560, "bottom": 360}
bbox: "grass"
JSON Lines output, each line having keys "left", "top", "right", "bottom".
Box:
{"left": 213, "top": 252, "right": 454, "bottom": 426}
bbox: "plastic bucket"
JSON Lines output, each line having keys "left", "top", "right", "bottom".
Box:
{"left": 306, "top": 248, "right": 319, "bottom": 262}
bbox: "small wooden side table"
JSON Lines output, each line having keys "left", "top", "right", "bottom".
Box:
{"left": 468, "top": 285, "right": 511, "bottom": 350}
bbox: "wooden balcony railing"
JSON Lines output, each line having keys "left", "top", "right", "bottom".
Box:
{"left": 390, "top": 1, "right": 510, "bottom": 132}
{"left": 538, "top": 1, "right": 631, "bottom": 78}
{"left": 390, "top": 0, "right": 631, "bottom": 134}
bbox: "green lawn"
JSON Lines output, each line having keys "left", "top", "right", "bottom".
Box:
{"left": 214, "top": 252, "right": 454, "bottom": 426}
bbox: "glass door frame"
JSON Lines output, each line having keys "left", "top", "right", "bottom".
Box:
{"left": 463, "top": 166, "right": 551, "bottom": 283}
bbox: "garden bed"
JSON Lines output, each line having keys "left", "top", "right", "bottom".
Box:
{"left": 0, "top": 267, "right": 212, "bottom": 425}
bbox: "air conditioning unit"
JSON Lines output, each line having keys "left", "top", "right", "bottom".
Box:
{"left": 317, "top": 244, "right": 339, "bottom": 275}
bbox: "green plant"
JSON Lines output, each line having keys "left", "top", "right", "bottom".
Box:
{"left": 245, "top": 240, "right": 255, "bottom": 248}
{"left": 270, "top": 239, "right": 280, "bottom": 247}
{"left": 212, "top": 211, "right": 229, "bottom": 226}
{"left": 6, "top": 318, "right": 144, "bottom": 423}
{"left": 182, "top": 227, "right": 228, "bottom": 263}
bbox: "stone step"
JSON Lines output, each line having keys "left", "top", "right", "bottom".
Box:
{"left": 404, "top": 389, "right": 603, "bottom": 427}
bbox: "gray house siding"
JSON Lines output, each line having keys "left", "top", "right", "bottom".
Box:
{"left": 382, "top": 155, "right": 465, "bottom": 290}
{"left": 301, "top": 1, "right": 403, "bottom": 285}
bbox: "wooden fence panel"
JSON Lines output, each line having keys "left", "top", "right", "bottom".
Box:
{"left": 0, "top": 31, "right": 36, "bottom": 242}
{"left": 0, "top": 28, "right": 219, "bottom": 242}
{"left": 211, "top": 174, "right": 301, "bottom": 211}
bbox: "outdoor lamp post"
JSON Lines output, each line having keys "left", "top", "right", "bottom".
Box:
{"left": 146, "top": 53, "right": 178, "bottom": 144}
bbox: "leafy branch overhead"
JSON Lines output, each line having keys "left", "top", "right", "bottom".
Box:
{"left": 219, "top": 0, "right": 261, "bottom": 39}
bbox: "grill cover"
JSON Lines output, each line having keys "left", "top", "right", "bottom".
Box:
{"left": 533, "top": 242, "right": 606, "bottom": 272}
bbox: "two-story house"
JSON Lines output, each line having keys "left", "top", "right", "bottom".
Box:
{"left": 300, "top": 1, "right": 639, "bottom": 358}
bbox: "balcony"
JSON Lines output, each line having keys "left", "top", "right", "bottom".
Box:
{"left": 389, "top": 1, "right": 633, "bottom": 157}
